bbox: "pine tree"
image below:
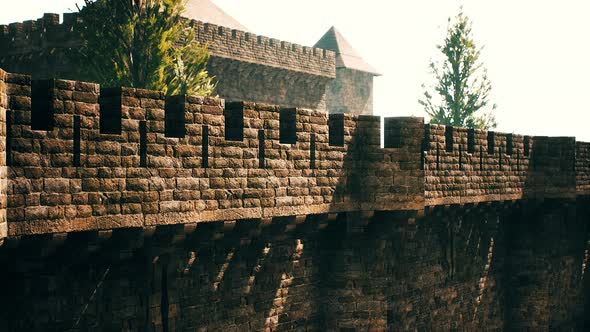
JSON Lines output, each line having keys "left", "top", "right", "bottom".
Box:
{"left": 72, "top": 0, "right": 216, "bottom": 96}
{"left": 419, "top": 11, "right": 496, "bottom": 129}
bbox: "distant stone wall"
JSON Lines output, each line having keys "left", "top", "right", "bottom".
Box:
{"left": 326, "top": 68, "right": 374, "bottom": 115}
{"left": 207, "top": 57, "right": 331, "bottom": 110}
{"left": 0, "top": 13, "right": 336, "bottom": 111}
{"left": 0, "top": 14, "right": 79, "bottom": 80}
{"left": 0, "top": 69, "right": 587, "bottom": 330}
{"left": 191, "top": 20, "right": 335, "bottom": 78}
{"left": 0, "top": 12, "right": 589, "bottom": 332}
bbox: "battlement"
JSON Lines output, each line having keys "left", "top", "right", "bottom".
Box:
{"left": 0, "top": 12, "right": 336, "bottom": 78}
{"left": 0, "top": 69, "right": 422, "bottom": 239}
{"left": 423, "top": 124, "right": 577, "bottom": 205}
{"left": 190, "top": 19, "right": 336, "bottom": 77}
{"left": 1, "top": 68, "right": 590, "bottom": 241}
{"left": 575, "top": 141, "right": 590, "bottom": 195}
{"left": 0, "top": 13, "right": 80, "bottom": 50}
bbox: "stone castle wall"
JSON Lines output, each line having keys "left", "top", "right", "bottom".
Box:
{"left": 1, "top": 69, "right": 590, "bottom": 240}
{"left": 423, "top": 125, "right": 577, "bottom": 205}
{"left": 1, "top": 70, "right": 424, "bottom": 239}
{"left": 0, "top": 14, "right": 80, "bottom": 80}
{"left": 206, "top": 57, "right": 332, "bottom": 110}
{"left": 0, "top": 67, "right": 588, "bottom": 330}
{"left": 0, "top": 8, "right": 588, "bottom": 332}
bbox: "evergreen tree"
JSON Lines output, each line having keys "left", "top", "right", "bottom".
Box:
{"left": 72, "top": 0, "right": 216, "bottom": 96}
{"left": 419, "top": 11, "right": 496, "bottom": 129}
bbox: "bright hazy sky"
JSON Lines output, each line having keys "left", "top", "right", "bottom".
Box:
{"left": 2, "top": 1, "right": 590, "bottom": 140}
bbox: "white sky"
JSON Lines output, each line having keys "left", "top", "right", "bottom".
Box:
{"left": 2, "top": 0, "right": 590, "bottom": 140}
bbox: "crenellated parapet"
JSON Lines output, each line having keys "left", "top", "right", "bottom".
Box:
{"left": 1, "top": 69, "right": 590, "bottom": 239}
{"left": 1, "top": 70, "right": 422, "bottom": 238}
{"left": 0, "top": 13, "right": 80, "bottom": 53}
{"left": 423, "top": 124, "right": 577, "bottom": 205}
{"left": 189, "top": 19, "right": 335, "bottom": 78}
{"left": 575, "top": 141, "right": 590, "bottom": 195}
{"left": 0, "top": 13, "right": 80, "bottom": 80}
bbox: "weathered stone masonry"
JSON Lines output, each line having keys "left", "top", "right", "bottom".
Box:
{"left": 0, "top": 71, "right": 423, "bottom": 237}
{"left": 0, "top": 69, "right": 588, "bottom": 331}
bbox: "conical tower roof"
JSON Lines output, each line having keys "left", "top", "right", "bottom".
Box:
{"left": 314, "top": 26, "right": 380, "bottom": 76}
{"left": 183, "top": 0, "right": 249, "bottom": 32}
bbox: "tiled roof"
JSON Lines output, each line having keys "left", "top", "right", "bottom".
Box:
{"left": 314, "top": 26, "right": 380, "bottom": 76}
{"left": 183, "top": 0, "right": 249, "bottom": 32}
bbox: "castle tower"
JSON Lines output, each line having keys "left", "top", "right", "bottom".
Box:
{"left": 315, "top": 27, "right": 381, "bottom": 115}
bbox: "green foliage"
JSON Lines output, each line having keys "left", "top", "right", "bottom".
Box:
{"left": 72, "top": 0, "right": 215, "bottom": 96}
{"left": 153, "top": 25, "right": 215, "bottom": 96}
{"left": 419, "top": 11, "right": 497, "bottom": 129}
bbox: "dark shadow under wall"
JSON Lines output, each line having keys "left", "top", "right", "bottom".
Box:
{"left": 502, "top": 199, "right": 589, "bottom": 330}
